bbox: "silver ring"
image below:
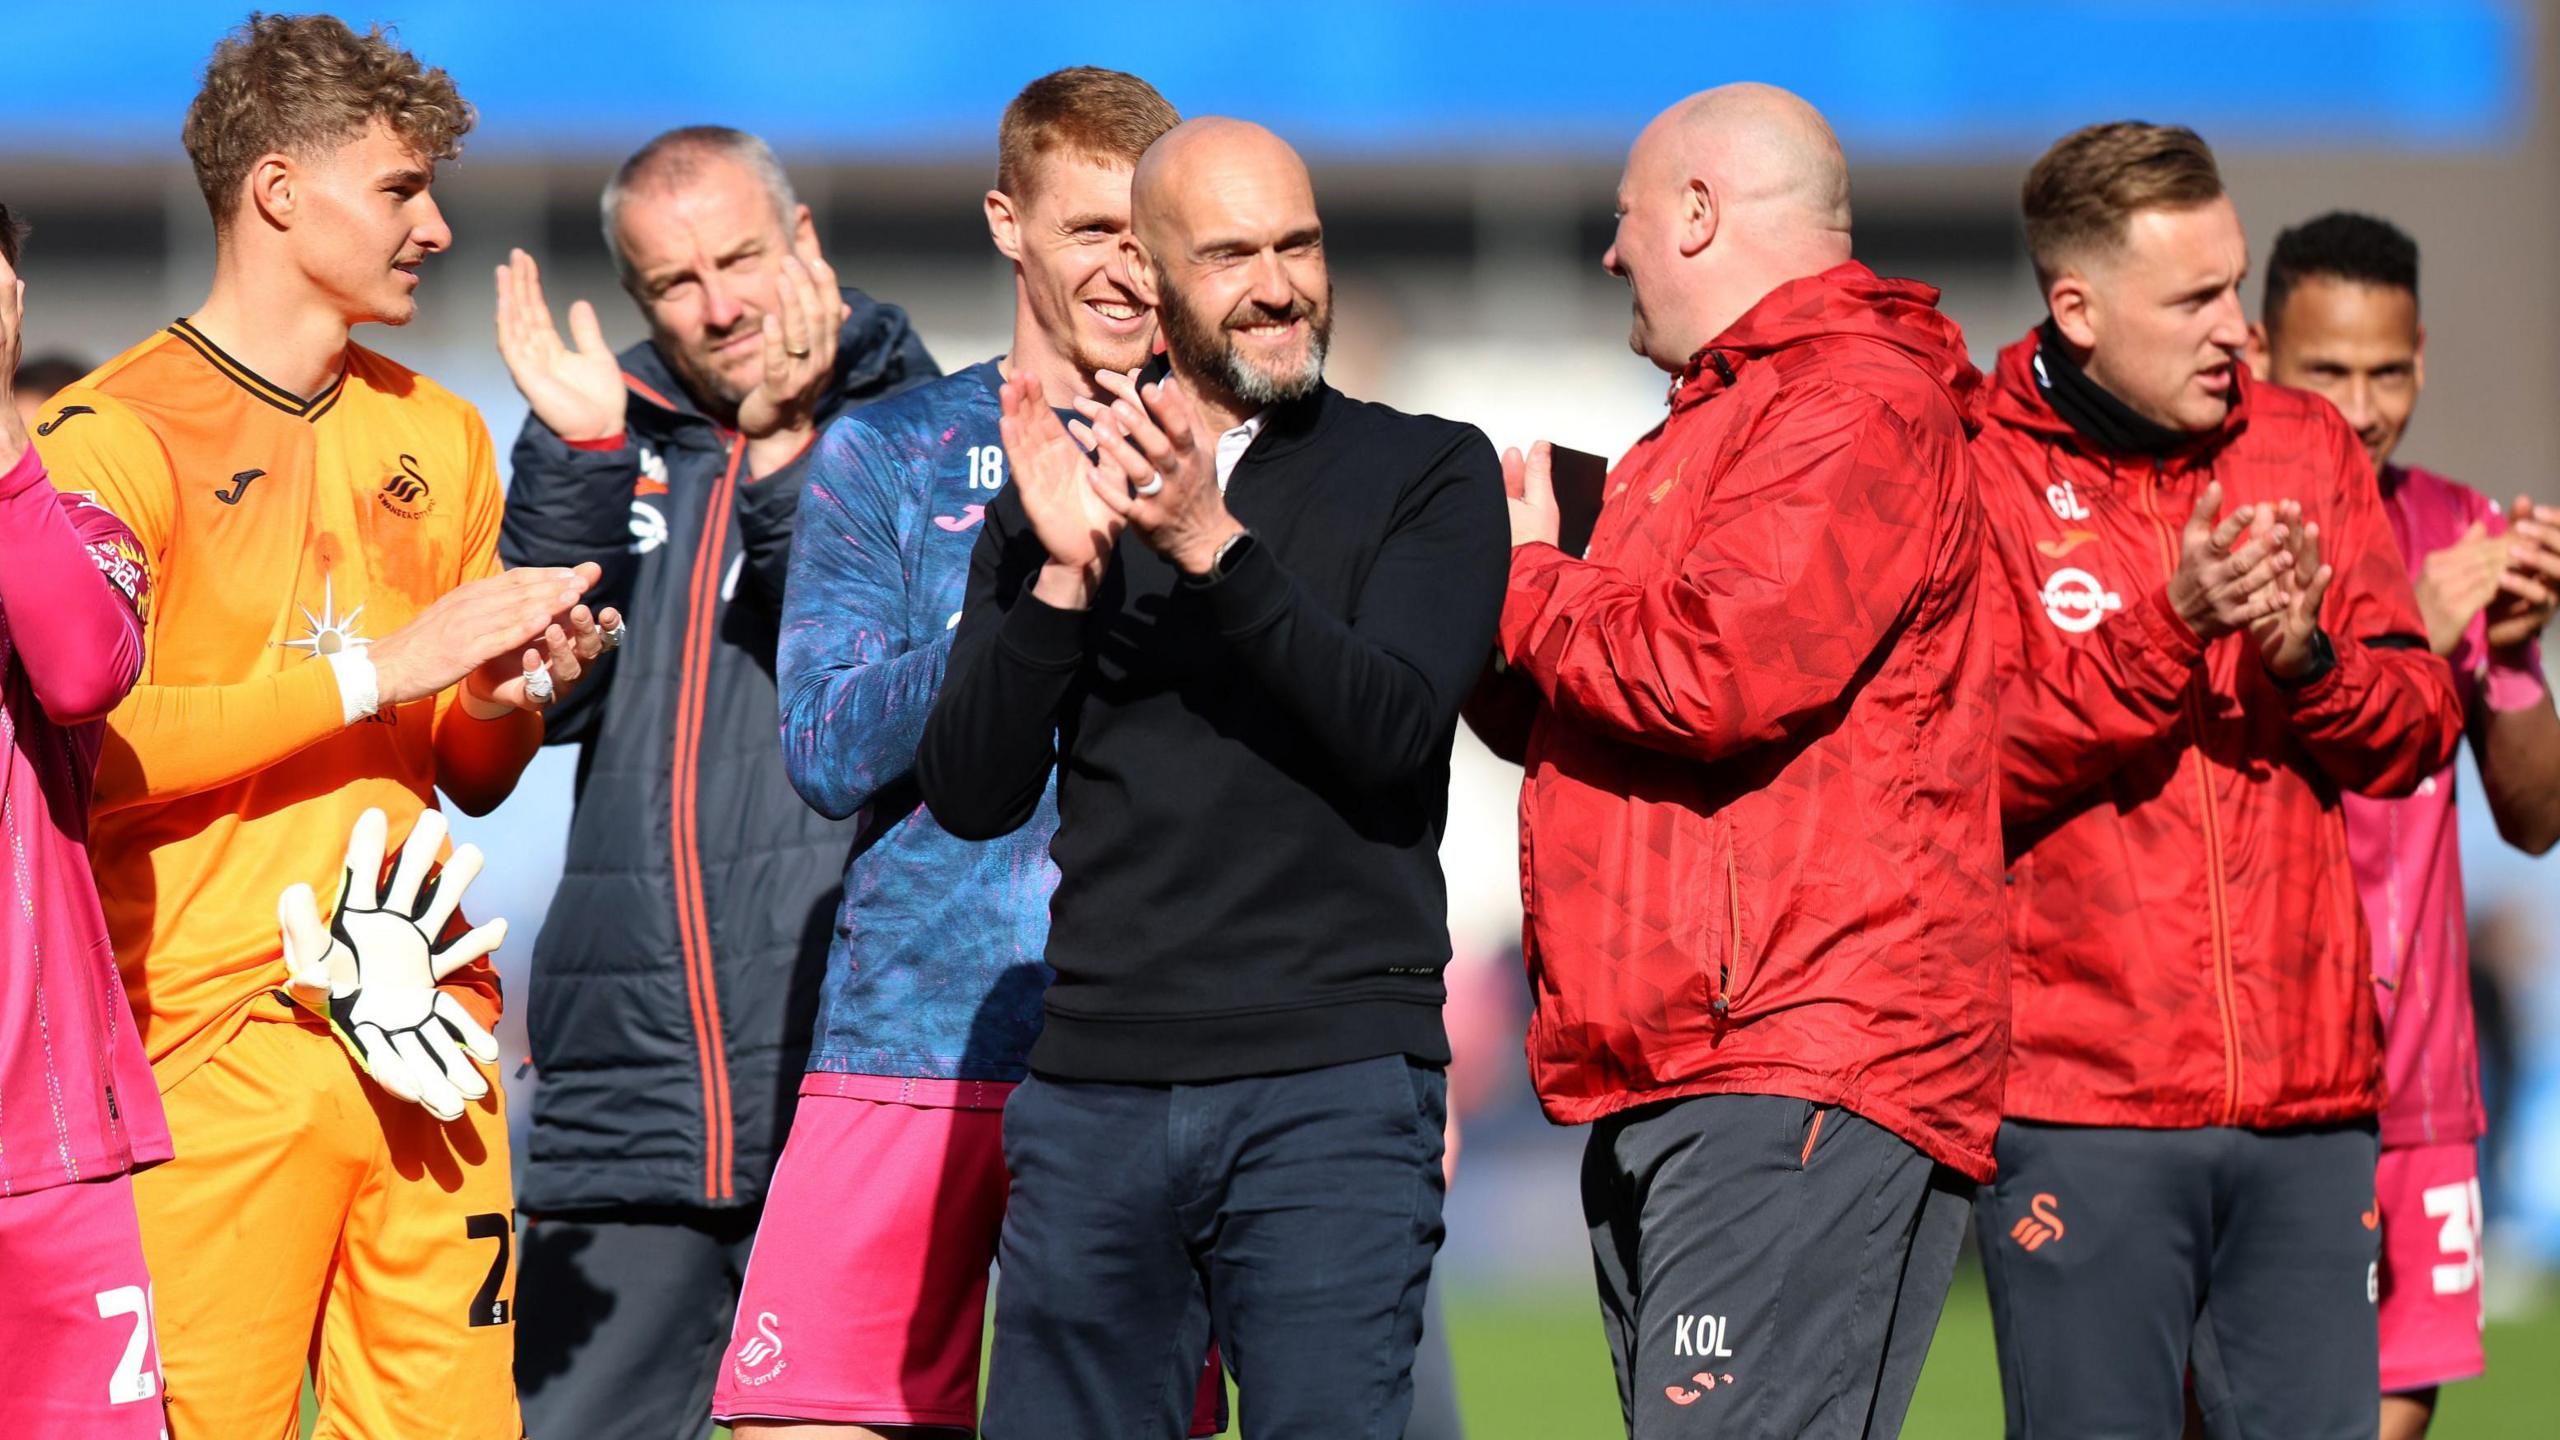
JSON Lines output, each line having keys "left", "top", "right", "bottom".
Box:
{"left": 524, "top": 666, "right": 556, "bottom": 705}
{"left": 1133, "top": 473, "right": 1165, "bottom": 498}
{"left": 599, "top": 620, "right": 625, "bottom": 652}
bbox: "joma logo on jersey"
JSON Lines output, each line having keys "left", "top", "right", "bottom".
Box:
{"left": 1672, "top": 1313, "right": 1735, "bottom": 1358}
{"left": 377, "top": 454, "right": 435, "bottom": 519}
{"left": 36, "top": 404, "right": 93, "bottom": 436}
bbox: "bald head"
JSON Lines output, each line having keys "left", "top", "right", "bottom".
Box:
{"left": 1606, "top": 84, "right": 1855, "bottom": 371}
{"left": 1131, "top": 117, "right": 1314, "bottom": 256}
{"left": 1126, "top": 117, "right": 1333, "bottom": 418}
{"left": 1642, "top": 83, "right": 1851, "bottom": 236}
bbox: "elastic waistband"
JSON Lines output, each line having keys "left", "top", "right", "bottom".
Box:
{"left": 798, "top": 1072, "right": 1018, "bottom": 1111}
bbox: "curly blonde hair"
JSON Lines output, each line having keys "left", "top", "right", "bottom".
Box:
{"left": 183, "top": 12, "right": 474, "bottom": 231}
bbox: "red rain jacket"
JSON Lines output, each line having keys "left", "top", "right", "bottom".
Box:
{"left": 1476, "top": 263, "right": 2008, "bottom": 1180}
{"left": 1975, "top": 330, "right": 2463, "bottom": 1131}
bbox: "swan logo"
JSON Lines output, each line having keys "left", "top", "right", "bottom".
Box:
{"left": 2040, "top": 568, "right": 2122, "bottom": 633}
{"left": 732, "top": 1311, "right": 787, "bottom": 1386}
{"left": 630, "top": 499, "right": 668, "bottom": 555}
{"left": 2009, "top": 1193, "right": 2067, "bottom": 1252}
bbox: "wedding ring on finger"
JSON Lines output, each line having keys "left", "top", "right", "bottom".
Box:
{"left": 1134, "top": 472, "right": 1166, "bottom": 498}
{"left": 599, "top": 619, "right": 625, "bottom": 652}
{"left": 786, "top": 346, "right": 812, "bottom": 359}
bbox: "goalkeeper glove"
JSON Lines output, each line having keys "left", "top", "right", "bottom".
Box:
{"left": 278, "top": 807, "right": 507, "bottom": 1122}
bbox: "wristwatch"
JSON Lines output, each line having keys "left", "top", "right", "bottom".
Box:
{"left": 1195, "top": 528, "right": 1258, "bottom": 584}
{"left": 2271, "top": 627, "right": 2337, "bottom": 690}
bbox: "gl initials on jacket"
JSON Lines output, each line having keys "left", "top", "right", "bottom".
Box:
{"left": 1673, "top": 1313, "right": 1734, "bottom": 1357}
{"left": 2046, "top": 478, "right": 2091, "bottom": 521}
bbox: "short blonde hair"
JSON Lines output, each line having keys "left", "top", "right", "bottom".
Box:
{"left": 996, "top": 67, "right": 1179, "bottom": 201}
{"left": 183, "top": 12, "right": 474, "bottom": 231}
{"left": 2022, "top": 121, "right": 2224, "bottom": 288}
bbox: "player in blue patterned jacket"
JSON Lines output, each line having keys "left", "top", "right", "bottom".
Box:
{"left": 717, "top": 70, "right": 1227, "bottom": 1438}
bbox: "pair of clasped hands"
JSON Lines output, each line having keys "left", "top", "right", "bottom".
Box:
{"left": 995, "top": 368, "right": 1247, "bottom": 609}
{"left": 2411, "top": 497, "right": 2560, "bottom": 659}
{"left": 2159, "top": 482, "right": 2335, "bottom": 678}
{"left": 2165, "top": 482, "right": 2559, "bottom": 672}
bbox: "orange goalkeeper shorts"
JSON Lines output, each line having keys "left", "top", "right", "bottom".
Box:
{"left": 135, "top": 1007, "right": 520, "bottom": 1439}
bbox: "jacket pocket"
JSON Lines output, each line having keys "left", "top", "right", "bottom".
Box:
{"left": 1709, "top": 835, "right": 1755, "bottom": 1019}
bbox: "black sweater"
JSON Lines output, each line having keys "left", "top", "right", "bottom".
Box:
{"left": 917, "top": 384, "right": 1509, "bottom": 1083}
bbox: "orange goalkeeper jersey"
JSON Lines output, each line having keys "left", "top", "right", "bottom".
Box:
{"left": 34, "top": 321, "right": 523, "bottom": 1089}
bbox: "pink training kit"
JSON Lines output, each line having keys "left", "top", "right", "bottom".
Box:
{"left": 715, "top": 1077, "right": 1225, "bottom": 1433}
{"left": 0, "top": 1171, "right": 167, "bottom": 1435}
{"left": 2375, "top": 1143, "right": 2486, "bottom": 1393}
{"left": 0, "top": 445, "right": 171, "bottom": 1197}
{"left": 2345, "top": 462, "right": 2545, "bottom": 1395}
{"left": 2345, "top": 463, "right": 2544, "bottom": 1152}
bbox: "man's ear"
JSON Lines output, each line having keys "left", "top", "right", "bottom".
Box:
{"left": 2412, "top": 319, "right": 2427, "bottom": 396}
{"left": 244, "top": 151, "right": 297, "bottom": 231}
{"left": 1123, "top": 235, "right": 1160, "bottom": 310}
{"left": 1679, "top": 177, "right": 1717, "bottom": 259}
{"left": 2048, "top": 270, "right": 2099, "bottom": 351}
{"left": 2244, "top": 320, "right": 2272, "bottom": 377}
{"left": 790, "top": 202, "right": 819, "bottom": 255}
{"left": 985, "top": 190, "right": 1023, "bottom": 263}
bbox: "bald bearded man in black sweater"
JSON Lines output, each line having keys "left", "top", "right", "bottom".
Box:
{"left": 919, "top": 117, "right": 1506, "bottom": 1438}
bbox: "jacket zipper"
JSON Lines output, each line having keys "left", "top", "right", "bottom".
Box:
{"left": 2136, "top": 462, "right": 2245, "bottom": 1124}
{"left": 1712, "top": 844, "right": 1744, "bottom": 1019}
{"left": 669, "top": 435, "right": 743, "bottom": 1200}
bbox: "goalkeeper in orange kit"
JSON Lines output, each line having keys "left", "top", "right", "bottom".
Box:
{"left": 32, "top": 15, "right": 615, "bottom": 1437}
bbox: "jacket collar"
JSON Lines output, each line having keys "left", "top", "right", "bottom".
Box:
{"left": 1987, "top": 325, "right": 2252, "bottom": 476}
{"left": 1663, "top": 260, "right": 1984, "bottom": 435}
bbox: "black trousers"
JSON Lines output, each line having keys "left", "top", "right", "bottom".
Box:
{"left": 1976, "top": 1120, "right": 2381, "bottom": 1440}
{"left": 1582, "top": 1093, "right": 1971, "bottom": 1440}
{"left": 983, "top": 1055, "right": 1448, "bottom": 1440}
{"left": 514, "top": 1205, "right": 758, "bottom": 1440}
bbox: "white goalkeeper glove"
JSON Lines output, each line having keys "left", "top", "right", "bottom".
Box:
{"left": 278, "top": 807, "right": 507, "bottom": 1122}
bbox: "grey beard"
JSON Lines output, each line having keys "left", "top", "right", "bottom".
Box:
{"left": 1218, "top": 330, "right": 1328, "bottom": 407}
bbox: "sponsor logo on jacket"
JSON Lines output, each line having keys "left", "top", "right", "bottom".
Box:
{"left": 2040, "top": 567, "right": 2122, "bottom": 633}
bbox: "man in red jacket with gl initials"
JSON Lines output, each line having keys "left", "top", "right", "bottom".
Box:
{"left": 1480, "top": 83, "right": 2006, "bottom": 1440}
{"left": 1972, "top": 122, "right": 2463, "bottom": 1440}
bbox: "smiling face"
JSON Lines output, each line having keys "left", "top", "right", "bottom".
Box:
{"left": 613, "top": 155, "right": 815, "bottom": 413}
{"left": 1002, "top": 152, "right": 1153, "bottom": 378}
{"left": 1140, "top": 147, "right": 1332, "bottom": 410}
{"left": 1602, "top": 117, "right": 1697, "bottom": 371}
{"left": 2254, "top": 274, "right": 2423, "bottom": 472}
{"left": 288, "top": 117, "right": 452, "bottom": 327}
{"left": 2054, "top": 195, "right": 2252, "bottom": 432}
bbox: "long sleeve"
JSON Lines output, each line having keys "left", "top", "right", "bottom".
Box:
{"left": 1500, "top": 387, "right": 1942, "bottom": 765}
{"left": 1198, "top": 431, "right": 1509, "bottom": 788}
{"left": 1462, "top": 659, "right": 1542, "bottom": 766}
{"left": 36, "top": 391, "right": 355, "bottom": 814}
{"left": 2276, "top": 415, "right": 2464, "bottom": 797}
{"left": 0, "top": 447, "right": 144, "bottom": 723}
{"left": 1984, "top": 517, "right": 2206, "bottom": 829}
{"left": 735, "top": 439, "right": 820, "bottom": 621}
{"left": 776, "top": 417, "right": 952, "bottom": 821}
{"left": 499, "top": 412, "right": 643, "bottom": 747}
{"left": 433, "top": 412, "right": 543, "bottom": 814}
{"left": 916, "top": 487, "right": 1082, "bottom": 841}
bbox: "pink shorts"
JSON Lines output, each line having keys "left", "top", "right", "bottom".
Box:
{"left": 0, "top": 1172, "right": 167, "bottom": 1437}
{"left": 2375, "top": 1142, "right": 2487, "bottom": 1394}
{"left": 714, "top": 1076, "right": 1225, "bottom": 1432}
